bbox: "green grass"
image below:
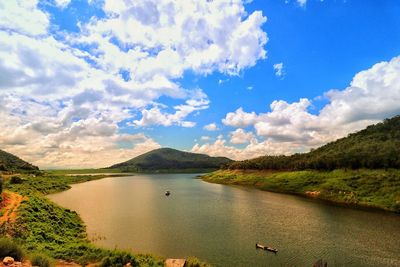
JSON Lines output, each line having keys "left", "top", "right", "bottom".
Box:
{"left": 186, "top": 256, "right": 212, "bottom": 267}
{"left": 30, "top": 253, "right": 53, "bottom": 267}
{"left": 202, "top": 169, "right": 400, "bottom": 213}
{"left": 4, "top": 173, "right": 116, "bottom": 196}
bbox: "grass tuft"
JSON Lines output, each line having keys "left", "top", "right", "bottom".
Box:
{"left": 30, "top": 253, "right": 52, "bottom": 267}
{"left": 0, "top": 237, "right": 24, "bottom": 261}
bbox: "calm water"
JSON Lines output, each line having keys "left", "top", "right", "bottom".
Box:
{"left": 48, "top": 174, "right": 400, "bottom": 267}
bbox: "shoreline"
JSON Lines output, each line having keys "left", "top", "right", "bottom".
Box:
{"left": 201, "top": 169, "right": 400, "bottom": 214}
{"left": 2, "top": 171, "right": 209, "bottom": 266}
{"left": 204, "top": 178, "right": 396, "bottom": 214}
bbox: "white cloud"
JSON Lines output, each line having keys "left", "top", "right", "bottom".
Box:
{"left": 204, "top": 123, "right": 218, "bottom": 131}
{"left": 0, "top": 94, "right": 161, "bottom": 168}
{"left": 297, "top": 0, "right": 307, "bottom": 7}
{"left": 320, "top": 56, "right": 400, "bottom": 124}
{"left": 273, "top": 62, "right": 284, "bottom": 77}
{"left": 78, "top": 0, "right": 268, "bottom": 78}
{"left": 0, "top": 1, "right": 268, "bottom": 167}
{"left": 132, "top": 90, "right": 209, "bottom": 127}
{"left": 214, "top": 55, "right": 400, "bottom": 158}
{"left": 230, "top": 129, "right": 256, "bottom": 144}
{"left": 0, "top": 1, "right": 49, "bottom": 36}
{"left": 192, "top": 138, "right": 301, "bottom": 161}
{"left": 222, "top": 107, "right": 258, "bottom": 128}
{"left": 54, "top": 0, "right": 71, "bottom": 9}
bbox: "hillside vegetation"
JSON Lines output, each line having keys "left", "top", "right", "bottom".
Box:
{"left": 227, "top": 116, "right": 400, "bottom": 170}
{"left": 203, "top": 116, "right": 400, "bottom": 213}
{"left": 203, "top": 169, "right": 400, "bottom": 212}
{"left": 110, "top": 147, "right": 232, "bottom": 172}
{"left": 0, "top": 149, "right": 39, "bottom": 172}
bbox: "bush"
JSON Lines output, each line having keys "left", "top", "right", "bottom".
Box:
{"left": 0, "top": 238, "right": 24, "bottom": 260}
{"left": 30, "top": 253, "right": 52, "bottom": 267}
{"left": 10, "top": 176, "right": 24, "bottom": 184}
{"left": 186, "top": 257, "right": 211, "bottom": 267}
{"left": 100, "top": 251, "right": 137, "bottom": 267}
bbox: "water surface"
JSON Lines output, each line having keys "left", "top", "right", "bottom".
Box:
{"left": 48, "top": 174, "right": 400, "bottom": 266}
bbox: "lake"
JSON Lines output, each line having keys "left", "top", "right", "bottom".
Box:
{"left": 48, "top": 174, "right": 400, "bottom": 267}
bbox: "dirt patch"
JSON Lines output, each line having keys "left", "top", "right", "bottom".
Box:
{"left": 0, "top": 192, "right": 26, "bottom": 224}
{"left": 0, "top": 260, "right": 31, "bottom": 267}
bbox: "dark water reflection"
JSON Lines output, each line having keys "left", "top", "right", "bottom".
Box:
{"left": 48, "top": 174, "right": 400, "bottom": 267}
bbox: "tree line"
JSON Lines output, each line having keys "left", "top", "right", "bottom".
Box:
{"left": 225, "top": 116, "right": 400, "bottom": 171}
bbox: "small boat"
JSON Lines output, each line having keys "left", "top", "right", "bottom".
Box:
{"left": 165, "top": 190, "right": 171, "bottom": 196}
{"left": 256, "top": 243, "right": 278, "bottom": 253}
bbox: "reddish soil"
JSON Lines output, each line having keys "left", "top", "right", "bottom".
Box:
{"left": 0, "top": 192, "right": 26, "bottom": 224}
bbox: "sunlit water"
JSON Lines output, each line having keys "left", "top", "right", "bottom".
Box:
{"left": 48, "top": 174, "right": 400, "bottom": 267}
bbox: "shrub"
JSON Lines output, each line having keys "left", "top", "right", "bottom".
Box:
{"left": 30, "top": 253, "right": 52, "bottom": 267}
{"left": 100, "top": 251, "right": 137, "bottom": 267}
{"left": 186, "top": 257, "right": 211, "bottom": 267}
{"left": 10, "top": 176, "right": 24, "bottom": 184}
{"left": 0, "top": 238, "right": 24, "bottom": 260}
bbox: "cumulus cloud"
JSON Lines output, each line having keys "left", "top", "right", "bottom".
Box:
{"left": 320, "top": 57, "right": 400, "bottom": 124}
{"left": 0, "top": 0, "right": 268, "bottom": 168}
{"left": 0, "top": 94, "right": 161, "bottom": 168}
{"left": 78, "top": 0, "right": 268, "bottom": 78}
{"left": 0, "top": 1, "right": 49, "bottom": 36}
{"left": 192, "top": 137, "right": 301, "bottom": 161}
{"left": 230, "top": 129, "right": 256, "bottom": 144}
{"left": 273, "top": 62, "right": 284, "bottom": 77}
{"left": 222, "top": 107, "right": 258, "bottom": 128}
{"left": 203, "top": 123, "right": 218, "bottom": 131}
{"left": 214, "top": 56, "right": 400, "bottom": 158}
{"left": 132, "top": 90, "right": 209, "bottom": 127}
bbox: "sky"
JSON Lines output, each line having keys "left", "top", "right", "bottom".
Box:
{"left": 0, "top": 0, "right": 400, "bottom": 169}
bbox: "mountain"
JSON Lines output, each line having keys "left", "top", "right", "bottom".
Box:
{"left": 0, "top": 149, "right": 39, "bottom": 172}
{"left": 228, "top": 115, "right": 400, "bottom": 170}
{"left": 110, "top": 148, "right": 233, "bottom": 172}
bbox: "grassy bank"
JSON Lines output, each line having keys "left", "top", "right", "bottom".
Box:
{"left": 202, "top": 169, "right": 400, "bottom": 213}
{"left": 45, "top": 168, "right": 123, "bottom": 175}
{"left": 0, "top": 172, "right": 210, "bottom": 266}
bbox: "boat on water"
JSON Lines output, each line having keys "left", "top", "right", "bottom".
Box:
{"left": 165, "top": 190, "right": 171, "bottom": 196}
{"left": 256, "top": 243, "right": 278, "bottom": 253}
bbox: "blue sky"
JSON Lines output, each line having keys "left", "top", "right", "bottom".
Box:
{"left": 1, "top": 0, "right": 400, "bottom": 168}
{"left": 132, "top": 0, "right": 400, "bottom": 150}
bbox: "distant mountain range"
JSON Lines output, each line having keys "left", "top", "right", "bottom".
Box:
{"left": 0, "top": 149, "right": 39, "bottom": 172}
{"left": 228, "top": 115, "right": 400, "bottom": 170}
{"left": 110, "top": 148, "right": 233, "bottom": 172}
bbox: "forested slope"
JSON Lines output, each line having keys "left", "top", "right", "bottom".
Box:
{"left": 228, "top": 116, "right": 400, "bottom": 170}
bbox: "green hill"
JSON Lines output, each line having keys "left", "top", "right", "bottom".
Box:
{"left": 0, "top": 149, "right": 39, "bottom": 172}
{"left": 203, "top": 116, "right": 400, "bottom": 212}
{"left": 110, "top": 148, "right": 233, "bottom": 172}
{"left": 228, "top": 115, "right": 400, "bottom": 170}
